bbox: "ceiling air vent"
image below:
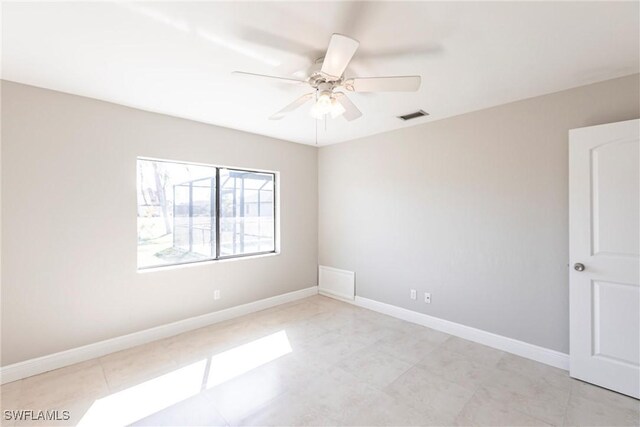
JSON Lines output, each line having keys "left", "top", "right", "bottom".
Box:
{"left": 398, "top": 110, "right": 429, "bottom": 121}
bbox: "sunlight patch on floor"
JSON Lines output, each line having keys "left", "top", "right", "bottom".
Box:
{"left": 78, "top": 330, "right": 292, "bottom": 426}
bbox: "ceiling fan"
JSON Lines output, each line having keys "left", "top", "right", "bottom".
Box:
{"left": 233, "top": 33, "right": 421, "bottom": 121}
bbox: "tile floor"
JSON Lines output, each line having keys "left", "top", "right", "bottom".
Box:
{"left": 1, "top": 295, "right": 638, "bottom": 426}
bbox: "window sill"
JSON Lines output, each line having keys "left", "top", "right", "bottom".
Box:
{"left": 137, "top": 251, "right": 280, "bottom": 274}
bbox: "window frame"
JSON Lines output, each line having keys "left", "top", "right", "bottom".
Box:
{"left": 137, "top": 158, "right": 278, "bottom": 271}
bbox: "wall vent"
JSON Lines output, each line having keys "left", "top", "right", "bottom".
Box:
{"left": 398, "top": 110, "right": 429, "bottom": 121}
{"left": 318, "top": 266, "right": 355, "bottom": 301}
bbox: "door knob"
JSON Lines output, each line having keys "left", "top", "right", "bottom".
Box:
{"left": 574, "top": 263, "right": 585, "bottom": 272}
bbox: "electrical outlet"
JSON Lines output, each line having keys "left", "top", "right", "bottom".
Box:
{"left": 424, "top": 292, "right": 431, "bottom": 304}
{"left": 214, "top": 290, "right": 221, "bottom": 300}
{"left": 410, "top": 289, "right": 417, "bottom": 300}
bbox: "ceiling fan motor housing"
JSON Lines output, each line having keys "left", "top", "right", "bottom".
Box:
{"left": 316, "top": 82, "right": 335, "bottom": 97}
{"left": 306, "top": 57, "right": 345, "bottom": 88}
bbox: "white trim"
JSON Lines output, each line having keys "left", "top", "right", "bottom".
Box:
{"left": 350, "top": 296, "right": 570, "bottom": 371}
{"left": 0, "top": 286, "right": 318, "bottom": 384}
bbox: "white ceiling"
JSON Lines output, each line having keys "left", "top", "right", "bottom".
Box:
{"left": 3, "top": 1, "right": 639, "bottom": 146}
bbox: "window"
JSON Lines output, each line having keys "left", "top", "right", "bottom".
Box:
{"left": 137, "top": 158, "right": 276, "bottom": 269}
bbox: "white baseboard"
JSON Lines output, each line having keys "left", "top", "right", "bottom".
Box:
{"left": 350, "top": 296, "right": 569, "bottom": 371}
{"left": 0, "top": 286, "right": 319, "bottom": 384}
{"left": 1, "top": 287, "right": 568, "bottom": 384}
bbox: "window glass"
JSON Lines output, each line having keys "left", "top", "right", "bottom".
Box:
{"left": 137, "top": 159, "right": 216, "bottom": 268}
{"left": 219, "top": 169, "right": 275, "bottom": 257}
{"left": 137, "top": 159, "right": 275, "bottom": 269}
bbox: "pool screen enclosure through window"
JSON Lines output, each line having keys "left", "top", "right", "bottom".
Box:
{"left": 137, "top": 158, "right": 276, "bottom": 269}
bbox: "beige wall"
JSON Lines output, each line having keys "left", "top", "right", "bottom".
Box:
{"left": 318, "top": 74, "right": 640, "bottom": 353}
{"left": 3, "top": 74, "right": 638, "bottom": 365}
{"left": 1, "top": 81, "right": 318, "bottom": 365}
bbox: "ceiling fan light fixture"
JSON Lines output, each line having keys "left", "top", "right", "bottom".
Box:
{"left": 330, "top": 97, "right": 346, "bottom": 118}
{"left": 309, "top": 100, "right": 328, "bottom": 119}
{"left": 317, "top": 92, "right": 332, "bottom": 107}
{"left": 310, "top": 92, "right": 344, "bottom": 119}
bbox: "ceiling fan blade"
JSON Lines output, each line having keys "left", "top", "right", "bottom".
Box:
{"left": 334, "top": 93, "right": 362, "bottom": 121}
{"left": 232, "top": 71, "right": 307, "bottom": 85}
{"left": 321, "top": 34, "right": 360, "bottom": 79}
{"left": 345, "top": 76, "right": 421, "bottom": 92}
{"left": 269, "top": 93, "right": 315, "bottom": 120}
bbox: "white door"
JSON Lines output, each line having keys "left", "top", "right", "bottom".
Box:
{"left": 569, "top": 119, "right": 640, "bottom": 398}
